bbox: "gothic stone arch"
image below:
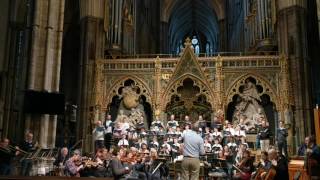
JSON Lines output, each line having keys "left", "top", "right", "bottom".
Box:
{"left": 161, "top": 74, "right": 215, "bottom": 112}
{"left": 103, "top": 75, "right": 153, "bottom": 111}
{"left": 225, "top": 73, "right": 280, "bottom": 111}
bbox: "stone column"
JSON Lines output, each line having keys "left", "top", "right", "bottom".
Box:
{"left": 26, "top": 0, "right": 65, "bottom": 148}
{"left": 79, "top": 0, "right": 105, "bottom": 152}
{"left": 277, "top": 0, "right": 312, "bottom": 146}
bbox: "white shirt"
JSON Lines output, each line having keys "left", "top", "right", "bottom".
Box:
{"left": 212, "top": 144, "right": 223, "bottom": 153}
{"left": 104, "top": 120, "right": 113, "bottom": 133}
{"left": 204, "top": 142, "right": 212, "bottom": 152}
{"left": 118, "top": 139, "right": 129, "bottom": 146}
{"left": 225, "top": 128, "right": 235, "bottom": 136}
{"left": 234, "top": 130, "right": 246, "bottom": 137}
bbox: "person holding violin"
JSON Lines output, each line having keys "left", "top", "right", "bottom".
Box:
{"left": 110, "top": 147, "right": 132, "bottom": 180}
{"left": 64, "top": 149, "right": 84, "bottom": 177}
{"left": 233, "top": 150, "right": 254, "bottom": 180}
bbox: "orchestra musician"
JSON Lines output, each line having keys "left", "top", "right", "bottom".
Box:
{"left": 304, "top": 135, "right": 320, "bottom": 177}
{"left": 252, "top": 151, "right": 272, "bottom": 180}
{"left": 110, "top": 147, "right": 132, "bottom": 180}
{"left": 268, "top": 148, "right": 287, "bottom": 180}
{"left": 64, "top": 149, "right": 84, "bottom": 177}
{"left": 20, "top": 132, "right": 37, "bottom": 176}
{"left": 233, "top": 150, "right": 254, "bottom": 180}
{"left": 0, "top": 138, "right": 19, "bottom": 175}
{"left": 53, "top": 147, "right": 69, "bottom": 176}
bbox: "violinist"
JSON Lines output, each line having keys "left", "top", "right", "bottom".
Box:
{"left": 92, "top": 148, "right": 109, "bottom": 177}
{"left": 136, "top": 148, "right": 163, "bottom": 180}
{"left": 233, "top": 150, "right": 254, "bottom": 180}
{"left": 65, "top": 149, "right": 84, "bottom": 177}
{"left": 53, "top": 147, "right": 69, "bottom": 176}
{"left": 252, "top": 151, "right": 272, "bottom": 180}
{"left": 110, "top": 147, "right": 131, "bottom": 180}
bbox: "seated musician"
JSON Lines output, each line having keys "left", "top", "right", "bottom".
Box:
{"left": 252, "top": 151, "right": 272, "bottom": 179}
{"left": 135, "top": 148, "right": 164, "bottom": 180}
{"left": 0, "top": 138, "right": 19, "bottom": 175}
{"left": 233, "top": 150, "right": 254, "bottom": 180}
{"left": 167, "top": 114, "right": 179, "bottom": 129}
{"left": 204, "top": 139, "right": 212, "bottom": 153}
{"left": 304, "top": 135, "right": 320, "bottom": 177}
{"left": 268, "top": 148, "right": 288, "bottom": 179}
{"left": 53, "top": 147, "right": 69, "bottom": 175}
{"left": 92, "top": 148, "right": 110, "bottom": 177}
{"left": 117, "top": 134, "right": 129, "bottom": 147}
{"left": 110, "top": 147, "right": 132, "bottom": 180}
{"left": 219, "top": 145, "right": 234, "bottom": 177}
{"left": 235, "top": 144, "right": 247, "bottom": 165}
{"left": 65, "top": 149, "right": 84, "bottom": 177}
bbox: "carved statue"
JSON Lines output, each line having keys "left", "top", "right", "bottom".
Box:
{"left": 122, "top": 85, "right": 139, "bottom": 109}
{"left": 117, "top": 85, "right": 148, "bottom": 129}
{"left": 232, "top": 79, "right": 267, "bottom": 131}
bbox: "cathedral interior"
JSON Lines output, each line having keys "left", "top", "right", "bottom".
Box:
{"left": 0, "top": 0, "right": 320, "bottom": 178}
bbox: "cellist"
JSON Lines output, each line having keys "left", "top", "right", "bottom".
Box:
{"left": 252, "top": 151, "right": 272, "bottom": 180}
{"left": 233, "top": 150, "right": 254, "bottom": 180}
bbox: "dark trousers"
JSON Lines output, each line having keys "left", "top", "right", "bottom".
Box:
{"left": 278, "top": 141, "right": 288, "bottom": 158}
{"left": 21, "top": 159, "right": 32, "bottom": 176}
{"left": 0, "top": 163, "right": 12, "bottom": 175}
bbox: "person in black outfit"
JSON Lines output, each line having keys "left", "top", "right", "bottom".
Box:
{"left": 0, "top": 138, "right": 19, "bottom": 175}
{"left": 20, "top": 132, "right": 37, "bottom": 176}
{"left": 277, "top": 121, "right": 288, "bottom": 158}
{"left": 269, "top": 149, "right": 289, "bottom": 180}
{"left": 258, "top": 120, "right": 270, "bottom": 152}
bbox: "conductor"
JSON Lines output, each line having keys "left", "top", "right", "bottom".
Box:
{"left": 181, "top": 122, "right": 205, "bottom": 180}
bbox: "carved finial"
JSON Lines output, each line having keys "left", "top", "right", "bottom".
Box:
{"left": 184, "top": 37, "right": 192, "bottom": 47}
{"left": 155, "top": 56, "right": 161, "bottom": 69}
{"left": 216, "top": 54, "right": 223, "bottom": 68}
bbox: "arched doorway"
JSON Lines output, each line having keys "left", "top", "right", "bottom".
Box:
{"left": 165, "top": 78, "right": 212, "bottom": 123}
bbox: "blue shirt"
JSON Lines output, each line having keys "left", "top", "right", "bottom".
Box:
{"left": 182, "top": 130, "right": 205, "bottom": 158}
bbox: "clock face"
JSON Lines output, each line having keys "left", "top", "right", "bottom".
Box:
{"left": 192, "top": 38, "right": 198, "bottom": 45}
